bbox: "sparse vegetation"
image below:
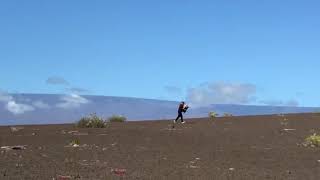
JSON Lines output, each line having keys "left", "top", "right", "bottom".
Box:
{"left": 70, "top": 139, "right": 80, "bottom": 146}
{"left": 209, "top": 112, "right": 218, "bottom": 120}
{"left": 108, "top": 115, "right": 127, "bottom": 122}
{"left": 280, "top": 118, "right": 289, "bottom": 126}
{"left": 304, "top": 134, "right": 320, "bottom": 147}
{"left": 223, "top": 113, "right": 233, "bottom": 117}
{"left": 76, "top": 113, "right": 107, "bottom": 128}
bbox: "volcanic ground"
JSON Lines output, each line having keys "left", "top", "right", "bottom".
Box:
{"left": 1, "top": 113, "right": 320, "bottom": 180}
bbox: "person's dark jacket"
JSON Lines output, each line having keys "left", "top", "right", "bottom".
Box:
{"left": 178, "top": 103, "right": 184, "bottom": 113}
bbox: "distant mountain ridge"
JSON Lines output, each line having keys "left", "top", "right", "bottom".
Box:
{"left": 0, "top": 94, "right": 319, "bottom": 125}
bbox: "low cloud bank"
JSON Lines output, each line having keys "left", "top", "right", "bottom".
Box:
{"left": 260, "top": 99, "right": 299, "bottom": 107}
{"left": 56, "top": 94, "right": 90, "bottom": 109}
{"left": 6, "top": 101, "right": 35, "bottom": 115}
{"left": 0, "top": 91, "right": 35, "bottom": 114}
{"left": 1, "top": 90, "right": 90, "bottom": 115}
{"left": 186, "top": 82, "right": 257, "bottom": 107}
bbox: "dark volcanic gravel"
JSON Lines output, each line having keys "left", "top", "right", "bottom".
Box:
{"left": 1, "top": 113, "right": 320, "bottom": 180}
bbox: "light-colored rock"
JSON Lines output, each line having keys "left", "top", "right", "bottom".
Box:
{"left": 57, "top": 175, "right": 72, "bottom": 180}
{"left": 1, "top": 145, "right": 27, "bottom": 151}
{"left": 72, "top": 144, "right": 80, "bottom": 148}
{"left": 10, "top": 127, "right": 24, "bottom": 133}
{"left": 189, "top": 165, "right": 200, "bottom": 169}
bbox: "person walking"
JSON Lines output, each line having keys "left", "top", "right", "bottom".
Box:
{"left": 174, "top": 101, "right": 188, "bottom": 124}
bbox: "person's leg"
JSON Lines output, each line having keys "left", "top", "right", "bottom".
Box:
{"left": 177, "top": 112, "right": 183, "bottom": 122}
{"left": 181, "top": 112, "right": 184, "bottom": 123}
{"left": 174, "top": 112, "right": 180, "bottom": 123}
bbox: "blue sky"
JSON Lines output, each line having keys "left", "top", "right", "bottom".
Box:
{"left": 0, "top": 0, "right": 320, "bottom": 107}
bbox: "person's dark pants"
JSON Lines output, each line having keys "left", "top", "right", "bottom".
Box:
{"left": 175, "top": 111, "right": 184, "bottom": 122}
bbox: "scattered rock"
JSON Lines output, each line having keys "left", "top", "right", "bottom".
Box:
{"left": 74, "top": 174, "right": 81, "bottom": 179}
{"left": 74, "top": 132, "right": 88, "bottom": 136}
{"left": 229, "top": 168, "right": 235, "bottom": 171}
{"left": 162, "top": 127, "right": 183, "bottom": 131}
{"left": 189, "top": 165, "right": 200, "bottom": 169}
{"left": 283, "top": 129, "right": 296, "bottom": 131}
{"left": 72, "top": 144, "right": 80, "bottom": 148}
{"left": 2, "top": 169, "right": 7, "bottom": 177}
{"left": 317, "top": 160, "right": 320, "bottom": 163}
{"left": 41, "top": 153, "right": 48, "bottom": 158}
{"left": 79, "top": 162, "right": 89, "bottom": 166}
{"left": 15, "top": 163, "right": 23, "bottom": 168}
{"left": 64, "top": 144, "right": 84, "bottom": 148}
{"left": 187, "top": 157, "right": 201, "bottom": 169}
{"left": 68, "top": 131, "right": 88, "bottom": 136}
{"left": 12, "top": 146, "right": 26, "bottom": 150}
{"left": 32, "top": 132, "right": 37, "bottom": 136}
{"left": 68, "top": 139, "right": 80, "bottom": 147}
{"left": 68, "top": 131, "right": 79, "bottom": 134}
{"left": 10, "top": 127, "right": 24, "bottom": 133}
{"left": 56, "top": 175, "right": 72, "bottom": 180}
{"left": 111, "top": 168, "right": 126, "bottom": 176}
{"left": 1, "top": 145, "right": 27, "bottom": 151}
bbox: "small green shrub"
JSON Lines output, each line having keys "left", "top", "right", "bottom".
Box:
{"left": 304, "top": 134, "right": 320, "bottom": 147}
{"left": 280, "top": 118, "right": 289, "bottom": 126}
{"left": 223, "top": 113, "right": 233, "bottom": 117}
{"left": 76, "top": 113, "right": 107, "bottom": 128}
{"left": 209, "top": 112, "right": 218, "bottom": 120}
{"left": 108, "top": 115, "right": 127, "bottom": 123}
{"left": 70, "top": 139, "right": 80, "bottom": 146}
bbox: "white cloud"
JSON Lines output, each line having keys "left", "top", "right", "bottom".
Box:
{"left": 6, "top": 101, "right": 35, "bottom": 115}
{"left": 56, "top": 94, "right": 90, "bottom": 109}
{"left": 1, "top": 91, "right": 52, "bottom": 114}
{"left": 32, "top": 100, "right": 50, "bottom": 109}
{"left": 186, "top": 82, "right": 256, "bottom": 107}
{"left": 67, "top": 87, "right": 90, "bottom": 94}
{"left": 286, "top": 100, "right": 299, "bottom": 107}
{"left": 260, "top": 99, "right": 299, "bottom": 107}
{"left": 259, "top": 100, "right": 283, "bottom": 106}
{"left": 46, "top": 76, "right": 69, "bottom": 86}
{"left": 1, "top": 91, "right": 35, "bottom": 114}
{"left": 0, "top": 91, "right": 13, "bottom": 102}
